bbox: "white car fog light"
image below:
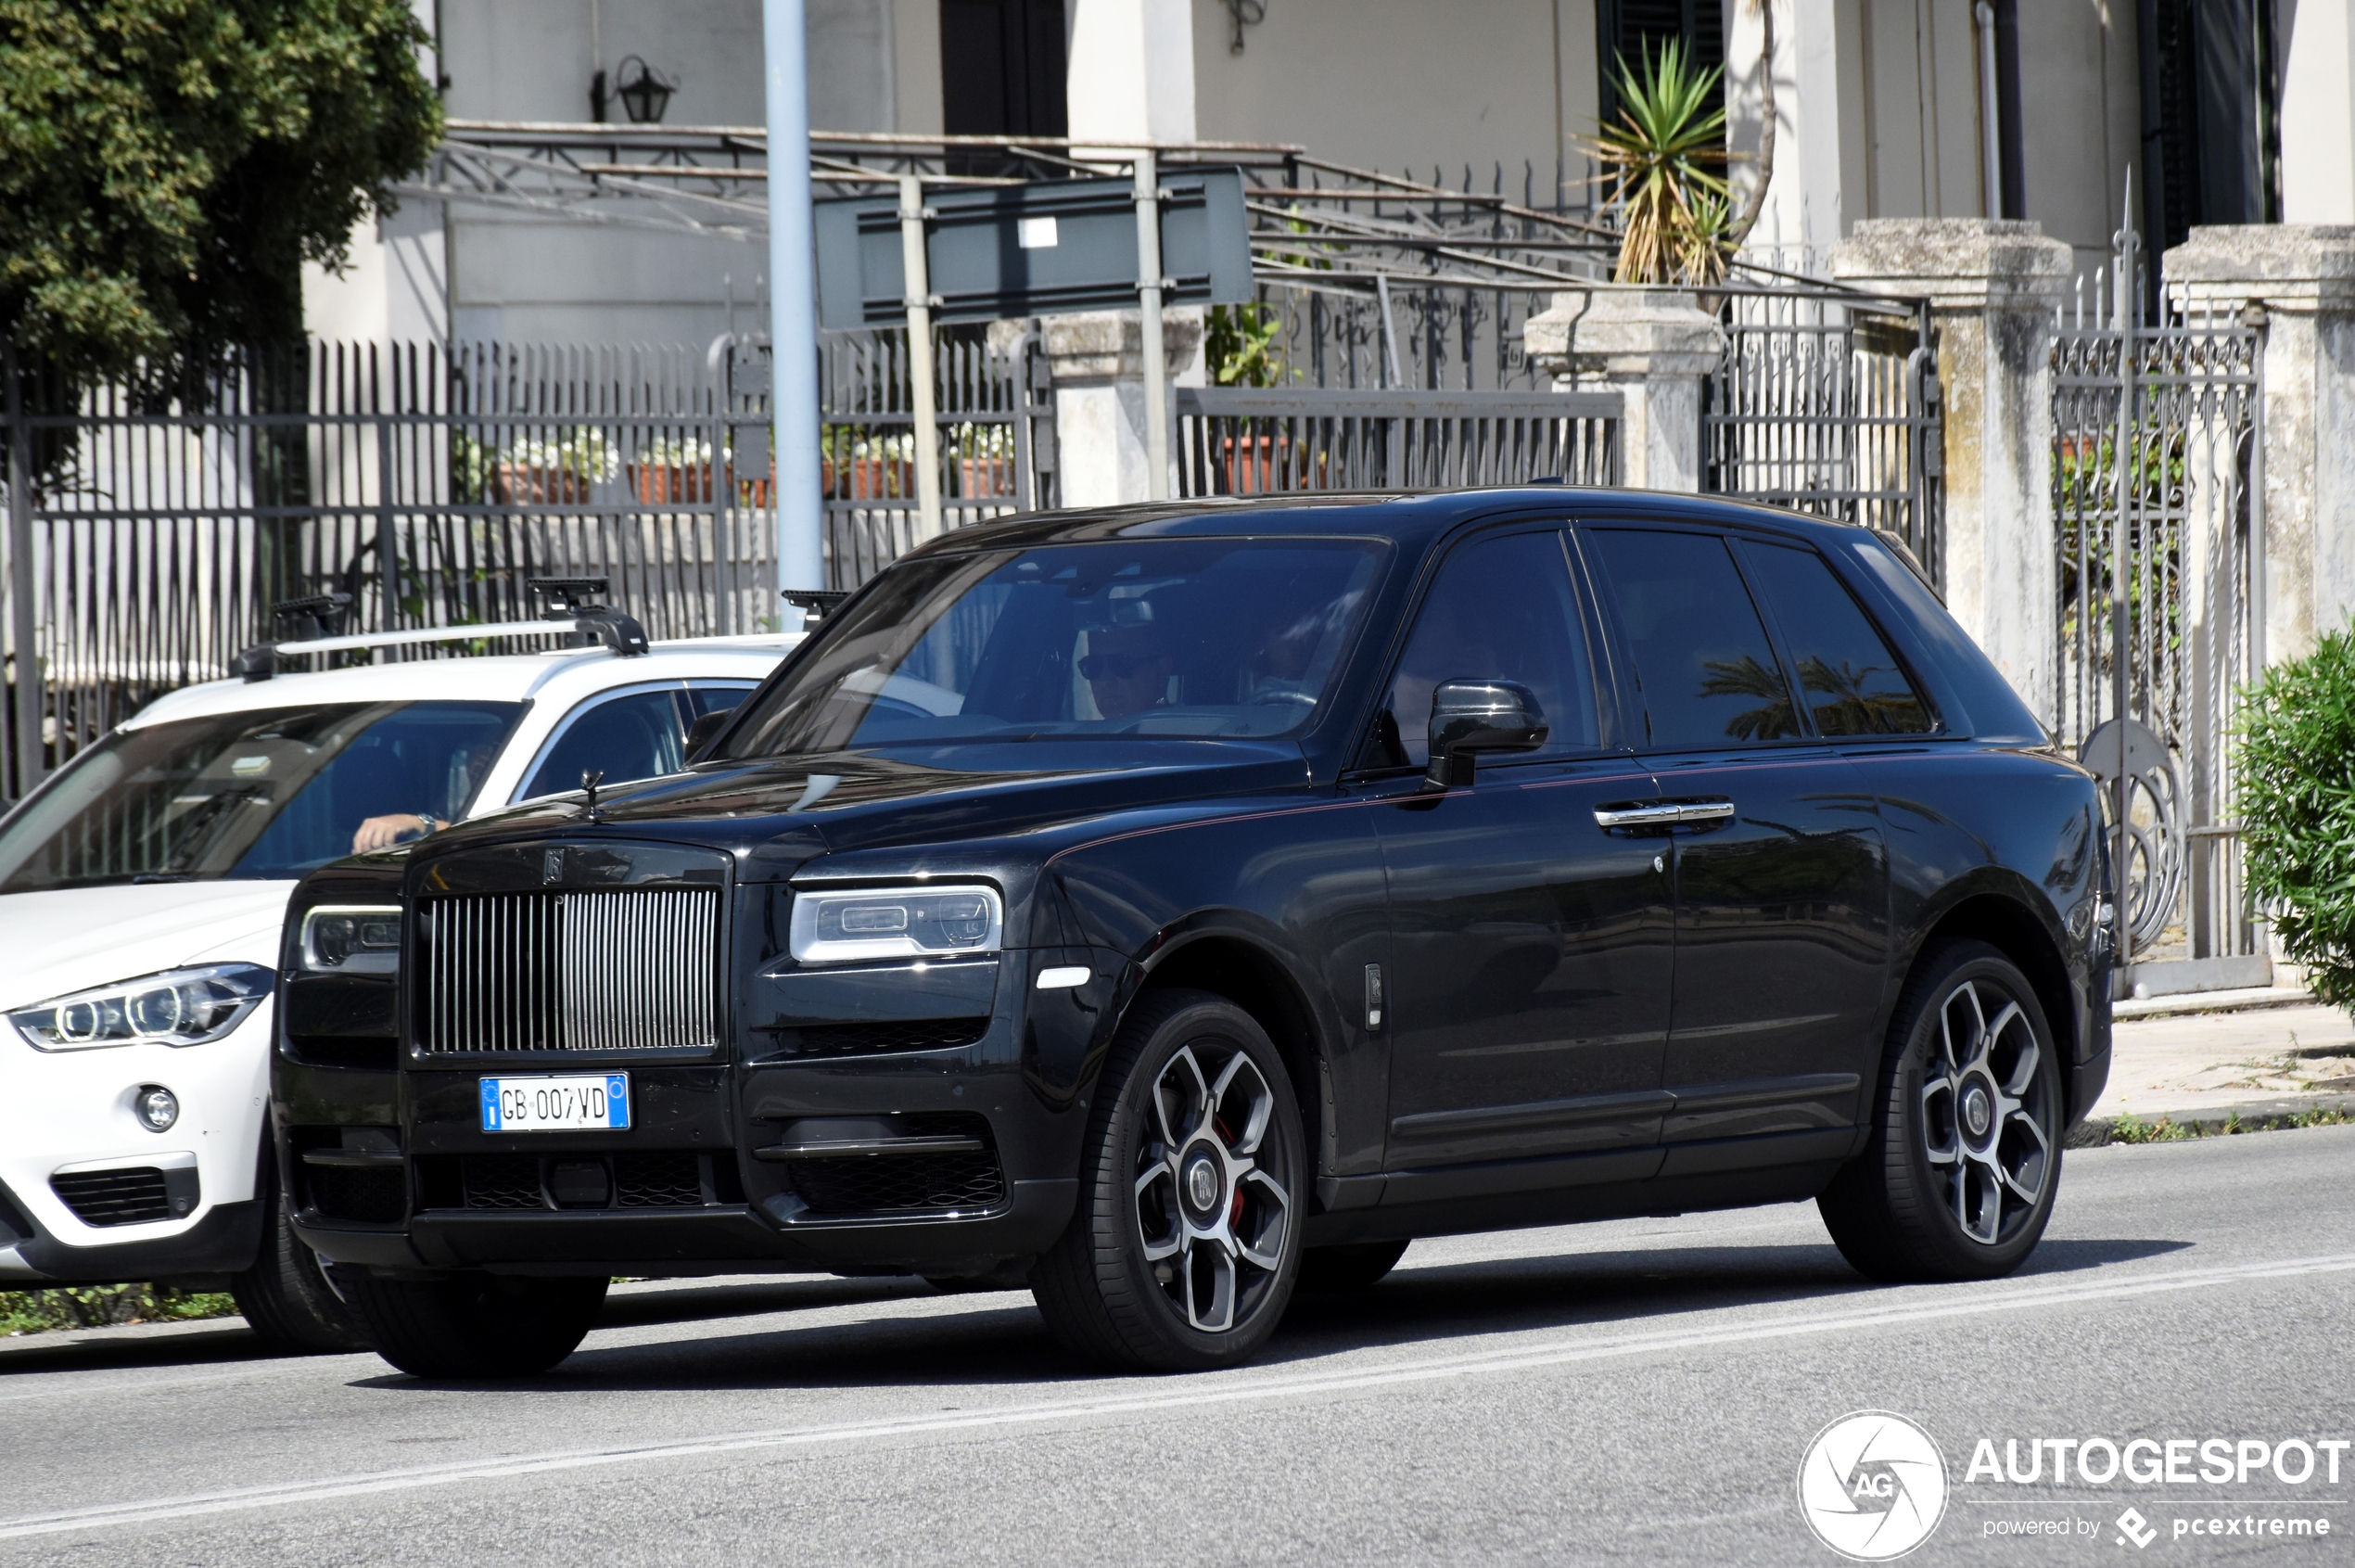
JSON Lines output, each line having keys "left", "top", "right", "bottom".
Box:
{"left": 135, "top": 1085, "right": 180, "bottom": 1132}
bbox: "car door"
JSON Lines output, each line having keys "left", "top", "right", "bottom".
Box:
{"left": 513, "top": 682, "right": 756, "bottom": 802}
{"left": 1363, "top": 524, "right": 1673, "bottom": 1197}
{"left": 1577, "top": 524, "right": 1889, "bottom": 1171}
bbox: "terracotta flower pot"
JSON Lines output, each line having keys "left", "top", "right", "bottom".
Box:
{"left": 627, "top": 463, "right": 714, "bottom": 504}
{"left": 492, "top": 464, "right": 594, "bottom": 504}
{"left": 958, "top": 455, "right": 1014, "bottom": 498}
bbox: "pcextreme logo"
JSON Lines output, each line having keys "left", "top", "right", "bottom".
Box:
{"left": 1797, "top": 1410, "right": 1951, "bottom": 1561}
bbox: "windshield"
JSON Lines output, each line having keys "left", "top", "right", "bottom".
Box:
{"left": 0, "top": 701, "right": 523, "bottom": 893}
{"left": 725, "top": 540, "right": 1383, "bottom": 757}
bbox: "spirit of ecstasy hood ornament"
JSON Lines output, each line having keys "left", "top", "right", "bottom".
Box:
{"left": 580, "top": 769, "right": 605, "bottom": 822}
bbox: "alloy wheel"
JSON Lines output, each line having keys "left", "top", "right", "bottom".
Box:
{"left": 1131, "top": 1043, "right": 1294, "bottom": 1332}
{"left": 1918, "top": 976, "right": 2055, "bottom": 1246}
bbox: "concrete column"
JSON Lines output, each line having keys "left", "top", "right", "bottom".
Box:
{"left": 2166, "top": 225, "right": 2355, "bottom": 662}
{"left": 1044, "top": 308, "right": 1203, "bottom": 506}
{"left": 1523, "top": 287, "right": 1724, "bottom": 493}
{"left": 1829, "top": 218, "right": 2071, "bottom": 720}
{"left": 1065, "top": 0, "right": 1196, "bottom": 150}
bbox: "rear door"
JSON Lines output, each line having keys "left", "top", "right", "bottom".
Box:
{"left": 1364, "top": 524, "right": 1672, "bottom": 1196}
{"left": 1577, "top": 524, "right": 1890, "bottom": 1172}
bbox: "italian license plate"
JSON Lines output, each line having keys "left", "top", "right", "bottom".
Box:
{"left": 479, "top": 1074, "right": 631, "bottom": 1133}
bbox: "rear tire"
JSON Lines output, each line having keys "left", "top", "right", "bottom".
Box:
{"left": 1298, "top": 1239, "right": 1409, "bottom": 1293}
{"left": 340, "top": 1272, "right": 608, "bottom": 1378}
{"left": 230, "top": 1166, "right": 369, "bottom": 1355}
{"left": 1030, "top": 989, "right": 1305, "bottom": 1371}
{"left": 1819, "top": 940, "right": 2064, "bottom": 1282}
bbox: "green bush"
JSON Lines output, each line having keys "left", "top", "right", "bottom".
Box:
{"left": 2237, "top": 623, "right": 2355, "bottom": 1010}
{"left": 0, "top": 1283, "right": 237, "bottom": 1336}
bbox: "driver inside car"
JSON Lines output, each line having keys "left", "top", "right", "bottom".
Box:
{"left": 1079, "top": 621, "right": 1176, "bottom": 721}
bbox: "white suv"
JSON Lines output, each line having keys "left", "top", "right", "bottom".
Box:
{"left": 0, "top": 604, "right": 799, "bottom": 1348}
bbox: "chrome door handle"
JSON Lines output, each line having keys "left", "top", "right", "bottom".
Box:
{"left": 1592, "top": 802, "right": 1687, "bottom": 829}
{"left": 1593, "top": 800, "right": 1736, "bottom": 830}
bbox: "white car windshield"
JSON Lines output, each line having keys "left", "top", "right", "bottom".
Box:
{"left": 0, "top": 702, "right": 523, "bottom": 892}
{"left": 724, "top": 540, "right": 1383, "bottom": 757}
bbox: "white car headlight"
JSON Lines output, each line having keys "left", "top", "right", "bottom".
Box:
{"left": 8, "top": 963, "right": 274, "bottom": 1052}
{"left": 299, "top": 905, "right": 403, "bottom": 975}
{"left": 788, "top": 884, "right": 1003, "bottom": 964}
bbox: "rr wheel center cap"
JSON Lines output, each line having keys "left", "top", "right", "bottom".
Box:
{"left": 1182, "top": 1149, "right": 1223, "bottom": 1216}
{"left": 1961, "top": 1080, "right": 1993, "bottom": 1141}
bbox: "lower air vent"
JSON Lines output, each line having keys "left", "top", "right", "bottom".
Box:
{"left": 422, "top": 1154, "right": 718, "bottom": 1212}
{"left": 783, "top": 1114, "right": 1007, "bottom": 1216}
{"left": 615, "top": 1154, "right": 706, "bottom": 1207}
{"left": 771, "top": 1017, "right": 991, "bottom": 1059}
{"left": 51, "top": 1167, "right": 175, "bottom": 1227}
{"left": 463, "top": 1156, "right": 546, "bottom": 1209}
{"left": 306, "top": 1165, "right": 408, "bottom": 1225}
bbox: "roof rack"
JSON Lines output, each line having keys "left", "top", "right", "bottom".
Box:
{"left": 228, "top": 579, "right": 649, "bottom": 682}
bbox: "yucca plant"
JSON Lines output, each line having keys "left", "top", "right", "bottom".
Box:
{"left": 1585, "top": 37, "right": 1733, "bottom": 287}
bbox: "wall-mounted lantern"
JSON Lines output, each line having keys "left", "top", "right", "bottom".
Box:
{"left": 614, "top": 56, "right": 676, "bottom": 124}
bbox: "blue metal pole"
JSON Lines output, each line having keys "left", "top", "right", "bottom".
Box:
{"left": 763, "top": 0, "right": 824, "bottom": 619}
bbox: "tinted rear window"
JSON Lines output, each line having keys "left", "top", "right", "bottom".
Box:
{"left": 1585, "top": 528, "right": 1801, "bottom": 749}
{"left": 1739, "top": 542, "right": 1934, "bottom": 735}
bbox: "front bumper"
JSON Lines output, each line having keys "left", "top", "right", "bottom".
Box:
{"left": 282, "top": 946, "right": 1117, "bottom": 1278}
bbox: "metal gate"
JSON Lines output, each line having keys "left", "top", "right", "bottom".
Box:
{"left": 2051, "top": 245, "right": 2264, "bottom": 971}
{"left": 1704, "top": 281, "right": 1944, "bottom": 584}
{"left": 1174, "top": 387, "right": 1621, "bottom": 496}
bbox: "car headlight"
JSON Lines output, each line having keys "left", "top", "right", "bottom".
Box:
{"left": 8, "top": 963, "right": 274, "bottom": 1052}
{"left": 299, "top": 905, "right": 403, "bottom": 975}
{"left": 788, "top": 884, "right": 1003, "bottom": 964}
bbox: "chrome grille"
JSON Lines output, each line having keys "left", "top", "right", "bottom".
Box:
{"left": 420, "top": 888, "right": 720, "bottom": 1053}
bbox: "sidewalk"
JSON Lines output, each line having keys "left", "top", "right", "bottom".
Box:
{"left": 2083, "top": 986, "right": 2355, "bottom": 1141}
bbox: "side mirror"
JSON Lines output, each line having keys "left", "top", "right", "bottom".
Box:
{"left": 685, "top": 705, "right": 740, "bottom": 759}
{"left": 1425, "top": 679, "right": 1547, "bottom": 789}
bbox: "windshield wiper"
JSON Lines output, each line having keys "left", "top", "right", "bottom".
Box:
{"left": 130, "top": 872, "right": 197, "bottom": 884}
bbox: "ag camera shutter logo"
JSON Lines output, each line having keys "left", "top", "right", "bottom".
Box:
{"left": 1797, "top": 1410, "right": 1950, "bottom": 1560}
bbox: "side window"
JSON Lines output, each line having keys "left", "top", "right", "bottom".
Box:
{"left": 1369, "top": 529, "right": 1600, "bottom": 769}
{"left": 519, "top": 688, "right": 689, "bottom": 800}
{"left": 1585, "top": 528, "right": 1800, "bottom": 750}
{"left": 1739, "top": 542, "right": 1935, "bottom": 735}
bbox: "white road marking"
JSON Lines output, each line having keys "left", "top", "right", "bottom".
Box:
{"left": 3, "top": 1249, "right": 2351, "bottom": 1541}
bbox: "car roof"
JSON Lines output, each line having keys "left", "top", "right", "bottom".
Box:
{"left": 897, "top": 485, "right": 1869, "bottom": 559}
{"left": 123, "top": 634, "right": 803, "bottom": 730}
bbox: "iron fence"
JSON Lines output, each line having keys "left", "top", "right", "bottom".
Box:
{"left": 1, "top": 339, "right": 778, "bottom": 797}
{"left": 1704, "top": 285, "right": 1944, "bottom": 581}
{"left": 1175, "top": 388, "right": 1620, "bottom": 497}
{"left": 2051, "top": 253, "right": 2263, "bottom": 967}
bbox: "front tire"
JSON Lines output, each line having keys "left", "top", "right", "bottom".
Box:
{"left": 230, "top": 1166, "right": 369, "bottom": 1355}
{"left": 339, "top": 1272, "right": 608, "bottom": 1378}
{"left": 1819, "top": 940, "right": 2064, "bottom": 1282}
{"left": 1030, "top": 989, "right": 1305, "bottom": 1371}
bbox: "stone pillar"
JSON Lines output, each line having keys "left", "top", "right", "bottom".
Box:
{"left": 1044, "top": 308, "right": 1203, "bottom": 507}
{"left": 1523, "top": 287, "right": 1724, "bottom": 492}
{"left": 2165, "top": 225, "right": 2355, "bottom": 663}
{"left": 1065, "top": 0, "right": 1197, "bottom": 150}
{"left": 1830, "top": 219, "right": 2071, "bottom": 720}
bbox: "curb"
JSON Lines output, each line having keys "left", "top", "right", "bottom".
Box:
{"left": 2067, "top": 1092, "right": 2355, "bottom": 1148}
{"left": 2112, "top": 986, "right": 2319, "bottom": 1021}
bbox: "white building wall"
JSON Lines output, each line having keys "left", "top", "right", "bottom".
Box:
{"left": 2280, "top": 0, "right": 2355, "bottom": 224}
{"left": 1188, "top": 0, "right": 1585, "bottom": 195}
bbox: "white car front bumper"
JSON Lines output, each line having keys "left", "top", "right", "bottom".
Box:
{"left": 0, "top": 999, "right": 274, "bottom": 1283}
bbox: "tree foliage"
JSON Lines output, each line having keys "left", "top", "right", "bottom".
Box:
{"left": 0, "top": 0, "right": 441, "bottom": 380}
{"left": 2236, "top": 625, "right": 2355, "bottom": 1012}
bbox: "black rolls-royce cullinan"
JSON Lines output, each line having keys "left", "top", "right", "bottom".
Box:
{"left": 274, "top": 489, "right": 2112, "bottom": 1377}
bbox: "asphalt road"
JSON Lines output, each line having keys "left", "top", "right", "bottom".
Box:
{"left": 6, "top": 1127, "right": 2354, "bottom": 1566}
